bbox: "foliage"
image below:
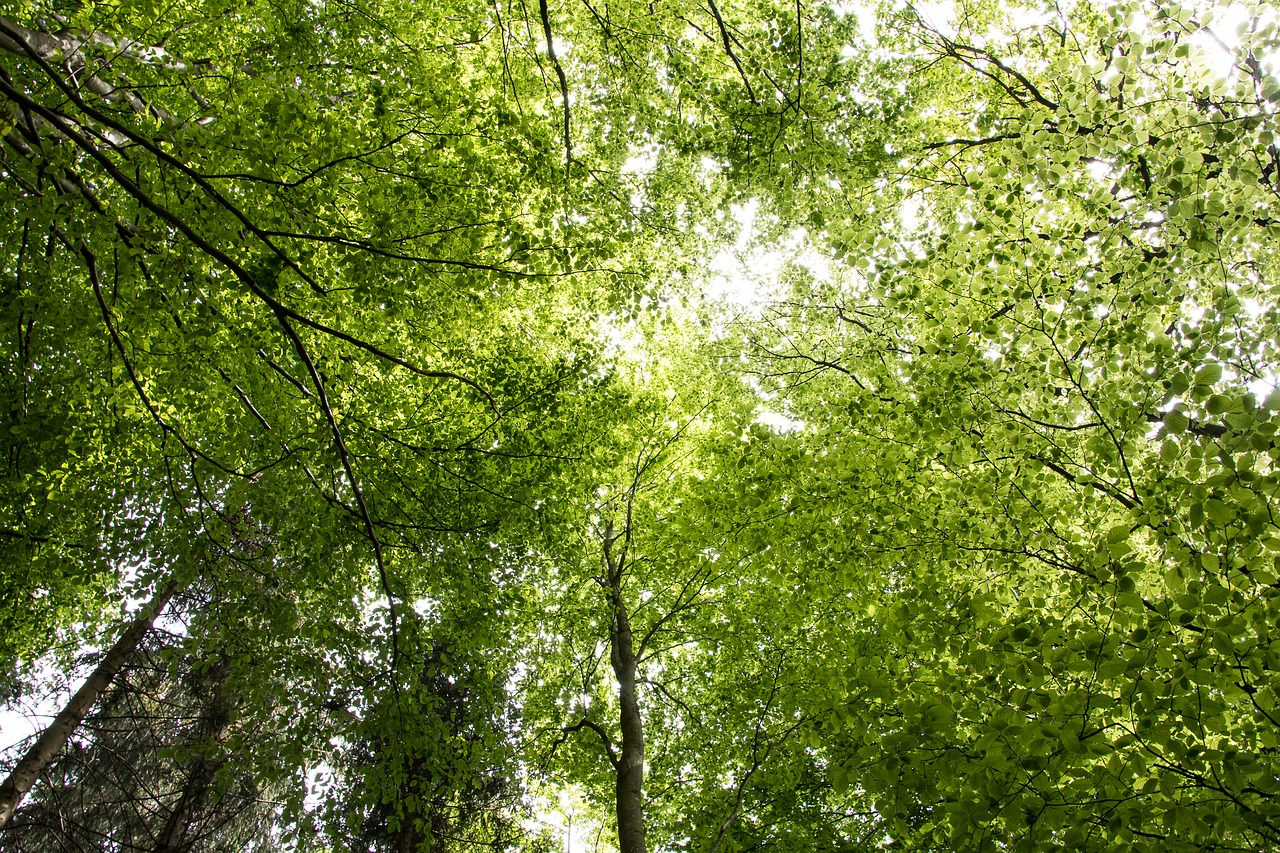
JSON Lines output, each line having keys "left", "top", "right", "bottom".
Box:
{"left": 743, "top": 1, "right": 1280, "bottom": 848}
{"left": 1, "top": 0, "right": 1279, "bottom": 850}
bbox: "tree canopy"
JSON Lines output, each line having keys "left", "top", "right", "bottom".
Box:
{"left": 1, "top": 0, "right": 1279, "bottom": 849}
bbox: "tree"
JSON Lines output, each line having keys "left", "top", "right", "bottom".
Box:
{"left": 4, "top": 0, "right": 1280, "bottom": 849}
{"left": 735, "top": 1, "right": 1280, "bottom": 847}
{"left": 524, "top": 338, "right": 877, "bottom": 851}
{"left": 0, "top": 578, "right": 179, "bottom": 830}
{"left": 321, "top": 630, "right": 527, "bottom": 852}
{"left": 4, "top": 636, "right": 278, "bottom": 853}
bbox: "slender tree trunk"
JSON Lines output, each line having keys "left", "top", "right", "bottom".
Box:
{"left": 396, "top": 802, "right": 419, "bottom": 853}
{"left": 604, "top": 520, "right": 646, "bottom": 853}
{"left": 610, "top": 590, "right": 647, "bottom": 853}
{"left": 0, "top": 579, "right": 179, "bottom": 830}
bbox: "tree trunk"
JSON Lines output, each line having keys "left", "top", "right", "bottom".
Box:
{"left": 153, "top": 658, "right": 233, "bottom": 853}
{"left": 611, "top": 591, "right": 647, "bottom": 853}
{"left": 0, "top": 579, "right": 179, "bottom": 830}
{"left": 604, "top": 520, "right": 647, "bottom": 853}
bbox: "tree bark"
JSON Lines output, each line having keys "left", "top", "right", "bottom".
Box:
{"left": 604, "top": 522, "right": 646, "bottom": 853}
{"left": 153, "top": 658, "right": 233, "bottom": 853}
{"left": 0, "top": 578, "right": 179, "bottom": 830}
{"left": 611, "top": 594, "right": 646, "bottom": 853}
{"left": 0, "top": 16, "right": 194, "bottom": 107}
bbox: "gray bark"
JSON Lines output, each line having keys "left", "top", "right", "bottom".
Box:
{"left": 0, "top": 579, "right": 179, "bottom": 830}
{"left": 0, "top": 15, "right": 204, "bottom": 143}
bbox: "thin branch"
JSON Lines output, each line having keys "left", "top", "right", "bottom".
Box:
{"left": 81, "top": 241, "right": 247, "bottom": 479}
{"left": 1032, "top": 454, "right": 1138, "bottom": 511}
{"left": 215, "top": 367, "right": 272, "bottom": 431}
{"left": 256, "top": 350, "right": 314, "bottom": 397}
{"left": 638, "top": 677, "right": 705, "bottom": 730}
{"left": 0, "top": 19, "right": 324, "bottom": 294}
{"left": 708, "top": 655, "right": 803, "bottom": 853}
{"left": 559, "top": 718, "right": 620, "bottom": 770}
{"left": 794, "top": 0, "right": 803, "bottom": 111}
{"left": 270, "top": 309, "right": 403, "bottom": 679}
{"left": 998, "top": 408, "right": 1101, "bottom": 432}
{"left": 922, "top": 133, "right": 1020, "bottom": 151}
{"left": 0, "top": 70, "right": 496, "bottom": 411}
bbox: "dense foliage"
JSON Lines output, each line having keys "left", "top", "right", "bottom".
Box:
{"left": 1, "top": 0, "right": 1278, "bottom": 849}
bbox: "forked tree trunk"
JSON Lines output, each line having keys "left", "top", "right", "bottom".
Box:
{"left": 0, "top": 579, "right": 179, "bottom": 830}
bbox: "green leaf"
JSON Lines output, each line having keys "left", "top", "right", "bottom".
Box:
{"left": 1207, "top": 394, "right": 1234, "bottom": 415}
{"left": 1195, "top": 363, "right": 1223, "bottom": 386}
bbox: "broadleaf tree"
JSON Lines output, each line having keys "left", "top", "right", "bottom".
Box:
{"left": 2, "top": 0, "right": 1279, "bottom": 850}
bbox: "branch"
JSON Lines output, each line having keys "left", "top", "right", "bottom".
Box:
{"left": 1032, "top": 454, "right": 1138, "bottom": 510}
{"left": 275, "top": 309, "right": 498, "bottom": 412}
{"left": 256, "top": 349, "right": 314, "bottom": 397}
{"left": 560, "top": 718, "right": 620, "bottom": 769}
{"left": 708, "top": 656, "right": 804, "bottom": 853}
{"left": 0, "top": 576, "right": 180, "bottom": 828}
{"left": 0, "top": 19, "right": 321, "bottom": 293}
{"left": 794, "top": 0, "right": 803, "bottom": 112}
{"left": 0, "top": 16, "right": 184, "bottom": 130}
{"left": 638, "top": 677, "right": 704, "bottom": 729}
{"left": 0, "top": 69, "right": 496, "bottom": 411}
{"left": 81, "top": 241, "right": 249, "bottom": 479}
{"left": 998, "top": 408, "right": 1101, "bottom": 432}
{"left": 637, "top": 569, "right": 717, "bottom": 660}
{"left": 538, "top": 0, "right": 573, "bottom": 166}
{"left": 1143, "top": 410, "right": 1228, "bottom": 439}
{"left": 13, "top": 69, "right": 406, "bottom": 676}
{"left": 706, "top": 0, "right": 757, "bottom": 104}
{"left": 922, "top": 133, "right": 1020, "bottom": 151}
{"left": 0, "top": 529, "right": 85, "bottom": 550}
{"left": 215, "top": 366, "right": 272, "bottom": 431}
{"left": 270, "top": 309, "right": 403, "bottom": 679}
